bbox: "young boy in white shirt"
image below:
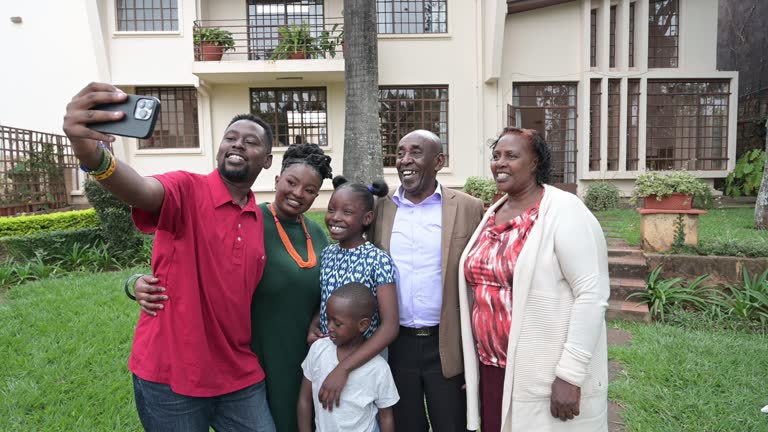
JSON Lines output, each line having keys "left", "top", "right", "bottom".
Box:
{"left": 298, "top": 282, "right": 399, "bottom": 432}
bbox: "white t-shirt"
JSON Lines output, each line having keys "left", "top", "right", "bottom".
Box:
{"left": 302, "top": 338, "right": 400, "bottom": 432}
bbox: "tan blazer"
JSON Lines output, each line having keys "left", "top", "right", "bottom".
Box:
{"left": 369, "top": 186, "right": 484, "bottom": 378}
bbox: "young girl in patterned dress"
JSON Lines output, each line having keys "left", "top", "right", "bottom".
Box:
{"left": 307, "top": 175, "right": 400, "bottom": 412}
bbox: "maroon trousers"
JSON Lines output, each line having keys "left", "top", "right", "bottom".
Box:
{"left": 479, "top": 363, "right": 506, "bottom": 432}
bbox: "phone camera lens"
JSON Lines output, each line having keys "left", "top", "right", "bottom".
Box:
{"left": 136, "top": 109, "right": 150, "bottom": 120}
{"left": 137, "top": 100, "right": 146, "bottom": 109}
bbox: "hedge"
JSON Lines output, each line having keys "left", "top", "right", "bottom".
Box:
{"left": 0, "top": 228, "right": 103, "bottom": 262}
{"left": 0, "top": 209, "right": 98, "bottom": 237}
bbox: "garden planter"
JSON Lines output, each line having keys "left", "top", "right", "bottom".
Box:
{"left": 643, "top": 193, "right": 692, "bottom": 210}
{"left": 200, "top": 42, "right": 225, "bottom": 61}
{"left": 289, "top": 51, "right": 308, "bottom": 60}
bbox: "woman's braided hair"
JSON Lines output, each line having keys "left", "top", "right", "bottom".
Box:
{"left": 281, "top": 143, "right": 333, "bottom": 180}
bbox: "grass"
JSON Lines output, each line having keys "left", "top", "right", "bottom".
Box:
{"left": 304, "top": 210, "right": 328, "bottom": 235}
{"left": 594, "top": 207, "right": 768, "bottom": 251}
{"left": 609, "top": 321, "right": 768, "bottom": 431}
{"left": 3, "top": 270, "right": 768, "bottom": 430}
{"left": 0, "top": 268, "right": 147, "bottom": 431}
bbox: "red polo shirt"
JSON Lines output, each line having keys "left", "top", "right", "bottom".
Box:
{"left": 128, "top": 170, "right": 267, "bottom": 397}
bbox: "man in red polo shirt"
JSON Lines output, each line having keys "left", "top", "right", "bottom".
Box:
{"left": 63, "top": 82, "right": 276, "bottom": 432}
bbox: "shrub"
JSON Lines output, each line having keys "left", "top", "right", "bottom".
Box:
{"left": 627, "top": 266, "right": 718, "bottom": 320}
{"left": 692, "top": 186, "right": 716, "bottom": 210}
{"left": 0, "top": 228, "right": 102, "bottom": 262}
{"left": 463, "top": 176, "right": 498, "bottom": 207}
{"left": 84, "top": 180, "right": 143, "bottom": 259}
{"left": 584, "top": 182, "right": 620, "bottom": 211}
{"left": 695, "top": 238, "right": 768, "bottom": 258}
{"left": 724, "top": 149, "right": 765, "bottom": 198}
{"left": 711, "top": 268, "right": 768, "bottom": 325}
{"left": 0, "top": 209, "right": 98, "bottom": 237}
{"left": 630, "top": 171, "right": 710, "bottom": 205}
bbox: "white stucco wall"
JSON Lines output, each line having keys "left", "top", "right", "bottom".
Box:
{"left": 0, "top": 1, "right": 105, "bottom": 134}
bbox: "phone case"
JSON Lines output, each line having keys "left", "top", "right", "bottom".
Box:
{"left": 91, "top": 94, "right": 161, "bottom": 139}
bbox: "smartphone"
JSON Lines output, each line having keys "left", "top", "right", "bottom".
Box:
{"left": 91, "top": 94, "right": 161, "bottom": 139}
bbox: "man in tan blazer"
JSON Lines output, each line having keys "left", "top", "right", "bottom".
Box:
{"left": 369, "top": 130, "right": 484, "bottom": 432}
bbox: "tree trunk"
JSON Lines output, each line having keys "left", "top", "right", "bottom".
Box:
{"left": 756, "top": 122, "right": 768, "bottom": 229}
{"left": 342, "top": 0, "right": 381, "bottom": 184}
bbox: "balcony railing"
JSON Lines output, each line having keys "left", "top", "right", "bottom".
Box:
{"left": 193, "top": 18, "right": 344, "bottom": 62}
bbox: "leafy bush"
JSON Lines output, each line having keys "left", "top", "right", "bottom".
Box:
{"left": 84, "top": 180, "right": 143, "bottom": 259}
{"left": 584, "top": 182, "right": 620, "bottom": 211}
{"left": 692, "top": 186, "right": 716, "bottom": 210}
{"left": 695, "top": 238, "right": 768, "bottom": 258}
{"left": 725, "top": 149, "right": 765, "bottom": 198}
{"left": 0, "top": 228, "right": 102, "bottom": 262}
{"left": 710, "top": 268, "right": 768, "bottom": 325}
{"left": 627, "top": 266, "right": 718, "bottom": 320}
{"left": 0, "top": 209, "right": 98, "bottom": 237}
{"left": 631, "top": 171, "right": 710, "bottom": 205}
{"left": 463, "top": 176, "right": 498, "bottom": 206}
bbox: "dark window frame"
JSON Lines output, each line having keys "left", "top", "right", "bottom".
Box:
{"left": 626, "top": 78, "right": 640, "bottom": 170}
{"left": 589, "top": 79, "right": 601, "bottom": 171}
{"left": 648, "top": 0, "right": 679, "bottom": 68}
{"left": 607, "top": 79, "right": 621, "bottom": 170}
{"left": 377, "top": 0, "right": 448, "bottom": 34}
{"left": 590, "top": 9, "right": 597, "bottom": 68}
{"left": 249, "top": 87, "right": 329, "bottom": 148}
{"left": 379, "top": 85, "right": 449, "bottom": 167}
{"left": 646, "top": 80, "right": 730, "bottom": 171}
{"left": 609, "top": 5, "right": 617, "bottom": 68}
{"left": 629, "top": 2, "right": 635, "bottom": 67}
{"left": 136, "top": 86, "right": 199, "bottom": 150}
{"left": 116, "top": 0, "right": 179, "bottom": 32}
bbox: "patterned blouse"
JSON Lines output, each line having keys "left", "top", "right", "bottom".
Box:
{"left": 319, "top": 242, "right": 397, "bottom": 339}
{"left": 463, "top": 200, "right": 541, "bottom": 368}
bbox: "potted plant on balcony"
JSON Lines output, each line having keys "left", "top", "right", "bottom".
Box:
{"left": 194, "top": 27, "right": 235, "bottom": 61}
{"left": 630, "top": 171, "right": 710, "bottom": 210}
{"left": 270, "top": 24, "right": 317, "bottom": 60}
{"left": 464, "top": 176, "right": 503, "bottom": 210}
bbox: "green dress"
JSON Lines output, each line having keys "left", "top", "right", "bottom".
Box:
{"left": 251, "top": 203, "right": 329, "bottom": 432}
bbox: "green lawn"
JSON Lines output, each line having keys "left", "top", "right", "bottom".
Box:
{"left": 595, "top": 207, "right": 768, "bottom": 252}
{"left": 0, "top": 269, "right": 146, "bottom": 431}
{"left": 3, "top": 271, "right": 768, "bottom": 431}
{"left": 609, "top": 321, "right": 768, "bottom": 431}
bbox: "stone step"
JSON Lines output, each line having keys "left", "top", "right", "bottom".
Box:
{"left": 608, "top": 255, "right": 648, "bottom": 279}
{"left": 606, "top": 300, "right": 651, "bottom": 323}
{"left": 607, "top": 245, "right": 644, "bottom": 259}
{"left": 610, "top": 277, "right": 646, "bottom": 300}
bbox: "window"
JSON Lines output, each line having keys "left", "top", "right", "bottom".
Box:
{"left": 626, "top": 79, "right": 640, "bottom": 170}
{"left": 247, "top": 0, "right": 324, "bottom": 60}
{"left": 137, "top": 87, "right": 199, "bottom": 149}
{"left": 379, "top": 86, "right": 448, "bottom": 167}
{"left": 250, "top": 88, "right": 328, "bottom": 147}
{"left": 609, "top": 6, "right": 616, "bottom": 68}
{"left": 648, "top": 0, "right": 678, "bottom": 68}
{"left": 508, "top": 83, "right": 578, "bottom": 185}
{"left": 646, "top": 80, "right": 730, "bottom": 170}
{"left": 116, "top": 0, "right": 178, "bottom": 32}
{"left": 589, "top": 79, "right": 601, "bottom": 171}
{"left": 590, "top": 9, "right": 597, "bottom": 67}
{"left": 607, "top": 79, "right": 620, "bottom": 171}
{"left": 629, "top": 2, "right": 635, "bottom": 67}
{"left": 377, "top": 0, "right": 447, "bottom": 34}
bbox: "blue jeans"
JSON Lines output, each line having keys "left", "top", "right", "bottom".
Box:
{"left": 133, "top": 374, "right": 276, "bottom": 432}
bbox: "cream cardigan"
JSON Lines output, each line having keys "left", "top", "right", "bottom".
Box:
{"left": 458, "top": 185, "right": 609, "bottom": 431}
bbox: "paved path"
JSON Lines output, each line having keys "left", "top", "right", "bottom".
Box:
{"left": 607, "top": 326, "right": 632, "bottom": 432}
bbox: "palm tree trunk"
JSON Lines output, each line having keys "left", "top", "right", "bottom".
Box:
{"left": 755, "top": 122, "right": 768, "bottom": 229}
{"left": 342, "top": 0, "right": 382, "bottom": 184}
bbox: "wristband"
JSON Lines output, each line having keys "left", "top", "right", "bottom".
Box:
{"left": 92, "top": 156, "right": 117, "bottom": 181}
{"left": 124, "top": 274, "right": 145, "bottom": 301}
{"left": 80, "top": 141, "right": 110, "bottom": 173}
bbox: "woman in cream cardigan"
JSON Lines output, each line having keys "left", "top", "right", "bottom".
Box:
{"left": 458, "top": 128, "right": 609, "bottom": 432}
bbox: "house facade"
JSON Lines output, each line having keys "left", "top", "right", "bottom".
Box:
{"left": 0, "top": 0, "right": 737, "bottom": 206}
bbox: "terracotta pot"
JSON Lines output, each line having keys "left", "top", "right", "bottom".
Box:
{"left": 289, "top": 51, "right": 308, "bottom": 60}
{"left": 199, "top": 42, "right": 225, "bottom": 61}
{"left": 643, "top": 192, "right": 693, "bottom": 210}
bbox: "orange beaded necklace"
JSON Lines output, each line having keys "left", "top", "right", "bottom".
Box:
{"left": 269, "top": 203, "right": 317, "bottom": 268}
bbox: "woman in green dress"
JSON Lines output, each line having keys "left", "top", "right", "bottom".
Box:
{"left": 131, "top": 143, "right": 333, "bottom": 432}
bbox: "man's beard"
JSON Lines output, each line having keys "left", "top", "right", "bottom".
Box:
{"left": 218, "top": 158, "right": 249, "bottom": 182}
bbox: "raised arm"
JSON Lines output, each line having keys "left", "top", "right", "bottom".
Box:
{"left": 63, "top": 82, "right": 165, "bottom": 213}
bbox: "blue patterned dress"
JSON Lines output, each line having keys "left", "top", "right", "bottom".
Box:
{"left": 319, "top": 242, "right": 397, "bottom": 338}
